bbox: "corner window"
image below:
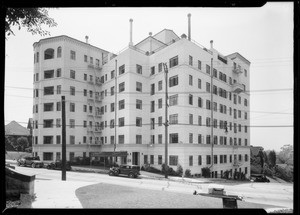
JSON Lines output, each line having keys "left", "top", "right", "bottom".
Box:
{"left": 70, "top": 50, "right": 76, "bottom": 60}
{"left": 44, "top": 48, "right": 54, "bottom": 60}
{"left": 169, "top": 56, "right": 178, "bottom": 68}
{"left": 169, "top": 75, "right": 178, "bottom": 87}
{"left": 57, "top": 47, "right": 62, "bottom": 58}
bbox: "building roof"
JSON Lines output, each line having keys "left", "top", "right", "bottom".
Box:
{"left": 27, "top": 118, "right": 33, "bottom": 130}
{"left": 226, "top": 52, "right": 251, "bottom": 65}
{"left": 250, "top": 146, "right": 264, "bottom": 156}
{"left": 5, "top": 121, "right": 30, "bottom": 136}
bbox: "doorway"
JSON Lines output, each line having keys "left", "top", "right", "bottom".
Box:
{"left": 132, "top": 152, "right": 140, "bottom": 165}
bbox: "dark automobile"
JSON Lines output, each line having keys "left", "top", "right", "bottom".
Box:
{"left": 46, "top": 160, "right": 72, "bottom": 171}
{"left": 17, "top": 156, "right": 44, "bottom": 168}
{"left": 108, "top": 164, "right": 140, "bottom": 178}
{"left": 251, "top": 174, "right": 270, "bottom": 182}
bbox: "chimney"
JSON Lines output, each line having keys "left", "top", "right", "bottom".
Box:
{"left": 129, "top": 19, "right": 133, "bottom": 46}
{"left": 188, "top": 13, "right": 191, "bottom": 41}
{"left": 85, "top": 36, "right": 89, "bottom": 44}
{"left": 149, "top": 32, "right": 152, "bottom": 53}
{"left": 210, "top": 40, "right": 213, "bottom": 49}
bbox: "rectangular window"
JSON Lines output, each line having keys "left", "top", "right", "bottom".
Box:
{"left": 136, "top": 99, "right": 142, "bottom": 109}
{"left": 189, "top": 94, "right": 193, "bottom": 105}
{"left": 150, "top": 83, "right": 155, "bottom": 95}
{"left": 44, "top": 86, "right": 54, "bottom": 95}
{"left": 69, "top": 119, "right": 75, "bottom": 128}
{"left": 158, "top": 98, "right": 162, "bottom": 109}
{"left": 69, "top": 135, "right": 75, "bottom": 145}
{"left": 158, "top": 155, "right": 162, "bottom": 164}
{"left": 136, "top": 135, "right": 142, "bottom": 144}
{"left": 151, "top": 135, "right": 155, "bottom": 144}
{"left": 198, "top": 134, "right": 202, "bottom": 144}
{"left": 206, "top": 135, "right": 211, "bottom": 144}
{"left": 169, "top": 155, "right": 178, "bottom": 166}
{"left": 214, "top": 155, "right": 218, "bottom": 164}
{"left": 206, "top": 100, "right": 211, "bottom": 110}
{"left": 169, "top": 133, "right": 178, "bottom": 143}
{"left": 43, "top": 119, "right": 53, "bottom": 128}
{"left": 169, "top": 75, "right": 178, "bottom": 87}
{"left": 44, "top": 103, "right": 54, "bottom": 112}
{"left": 44, "top": 70, "right": 54, "bottom": 79}
{"left": 206, "top": 155, "right": 211, "bottom": 165}
{"left": 169, "top": 94, "right": 178, "bottom": 106}
{"left": 206, "top": 82, "right": 211, "bottom": 92}
{"left": 158, "top": 63, "right": 163, "bottom": 72}
{"left": 56, "top": 119, "right": 61, "bottom": 128}
{"left": 136, "top": 117, "right": 142, "bottom": 127}
{"left": 70, "top": 86, "right": 75, "bottom": 96}
{"left": 158, "top": 116, "right": 163, "bottom": 126}
{"left": 84, "top": 55, "right": 87, "bottom": 62}
{"left": 189, "top": 114, "right": 193, "bottom": 125}
{"left": 198, "top": 97, "right": 202, "bottom": 108}
{"left": 144, "top": 155, "right": 148, "bottom": 164}
{"left": 43, "top": 152, "right": 53, "bottom": 161}
{"left": 136, "top": 64, "right": 142, "bottom": 74}
{"left": 189, "top": 75, "right": 193, "bottom": 86}
{"left": 150, "top": 101, "right": 155, "bottom": 112}
{"left": 36, "top": 73, "right": 39, "bottom": 81}
{"left": 198, "top": 79, "right": 201, "bottom": 89}
{"left": 169, "top": 114, "right": 178, "bottom": 124}
{"left": 198, "top": 60, "right": 202, "bottom": 70}
{"left": 150, "top": 118, "right": 155, "bottom": 130}
{"left": 70, "top": 50, "right": 76, "bottom": 60}
{"left": 198, "top": 116, "right": 202, "bottom": 126}
{"left": 119, "top": 117, "right": 125, "bottom": 127}
{"left": 119, "top": 99, "right": 125, "bottom": 110}
{"left": 70, "top": 103, "right": 75, "bottom": 112}
{"left": 70, "top": 70, "right": 75, "bottom": 79}
{"left": 189, "top": 155, "right": 193, "bottom": 166}
{"left": 206, "top": 64, "right": 210, "bottom": 74}
{"left": 111, "top": 103, "right": 115, "bottom": 112}
{"left": 56, "top": 135, "right": 61, "bottom": 144}
{"left": 150, "top": 66, "right": 155, "bottom": 76}
{"left": 150, "top": 155, "right": 154, "bottom": 165}
{"left": 158, "top": 80, "right": 163, "bottom": 91}
{"left": 118, "top": 135, "right": 124, "bottom": 144}
{"left": 119, "top": 64, "right": 125, "bottom": 75}
{"left": 43, "top": 136, "right": 53, "bottom": 144}
{"left": 111, "top": 70, "right": 115, "bottom": 79}
{"left": 110, "top": 136, "right": 115, "bottom": 145}
{"left": 119, "top": 82, "right": 125, "bottom": 92}
{"left": 169, "top": 56, "right": 178, "bottom": 68}
{"left": 110, "top": 119, "right": 114, "bottom": 128}
{"left": 189, "top": 133, "right": 193, "bottom": 144}
{"left": 158, "top": 134, "right": 162, "bottom": 144}
{"left": 189, "top": 55, "right": 193, "bottom": 66}
{"left": 136, "top": 82, "right": 142, "bottom": 92}
{"left": 56, "top": 102, "right": 61, "bottom": 111}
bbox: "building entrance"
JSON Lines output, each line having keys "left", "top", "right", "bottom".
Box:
{"left": 132, "top": 152, "right": 140, "bottom": 165}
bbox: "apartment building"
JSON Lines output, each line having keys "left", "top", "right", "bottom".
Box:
{"left": 32, "top": 16, "right": 250, "bottom": 178}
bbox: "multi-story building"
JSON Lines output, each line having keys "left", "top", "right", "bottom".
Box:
{"left": 32, "top": 15, "right": 250, "bottom": 178}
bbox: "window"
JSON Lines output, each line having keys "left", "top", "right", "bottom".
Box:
{"left": 245, "top": 154, "right": 248, "bottom": 162}
{"left": 169, "top": 75, "right": 178, "bottom": 87}
{"left": 70, "top": 103, "right": 75, "bottom": 112}
{"left": 70, "top": 135, "right": 75, "bottom": 145}
{"left": 44, "top": 70, "right": 54, "bottom": 79}
{"left": 150, "top": 155, "right": 154, "bottom": 165}
{"left": 68, "top": 70, "right": 75, "bottom": 79}
{"left": 150, "top": 101, "right": 155, "bottom": 112}
{"left": 198, "top": 79, "right": 201, "bottom": 89}
{"left": 206, "top": 155, "right": 211, "bottom": 165}
{"left": 44, "top": 48, "right": 54, "bottom": 60}
{"left": 119, "top": 99, "right": 125, "bottom": 110}
{"left": 44, "top": 86, "right": 54, "bottom": 95}
{"left": 56, "top": 85, "right": 61, "bottom": 94}
{"left": 189, "top": 133, "right": 193, "bottom": 144}
{"left": 136, "top": 117, "right": 142, "bottom": 127}
{"left": 198, "top": 60, "right": 202, "bottom": 70}
{"left": 158, "top": 98, "right": 163, "bottom": 109}
{"left": 220, "top": 155, "right": 223, "bottom": 164}
{"left": 136, "top": 82, "right": 142, "bottom": 92}
{"left": 198, "top": 97, "right": 203, "bottom": 108}
{"left": 43, "top": 152, "right": 53, "bottom": 161}
{"left": 151, "top": 135, "right": 155, "bottom": 144}
{"left": 96, "top": 59, "right": 99, "bottom": 67}
{"left": 169, "top": 56, "right": 178, "bottom": 68}
{"left": 136, "top": 99, "right": 142, "bottom": 109}
{"left": 36, "top": 52, "right": 39, "bottom": 63}
{"left": 189, "top": 94, "right": 193, "bottom": 105}
{"left": 214, "top": 135, "right": 218, "bottom": 144}
{"left": 189, "top": 55, "right": 193, "bottom": 66}
{"left": 56, "top": 135, "right": 61, "bottom": 144}
{"left": 84, "top": 55, "right": 87, "bottom": 62}
{"left": 244, "top": 99, "right": 248, "bottom": 106}
{"left": 213, "top": 85, "right": 217, "bottom": 95}
{"left": 110, "top": 103, "right": 115, "bottom": 112}
{"left": 90, "top": 57, "right": 93, "bottom": 64}
{"left": 110, "top": 136, "right": 115, "bottom": 145}
{"left": 244, "top": 69, "right": 247, "bottom": 77}
{"left": 169, "top": 133, "right": 178, "bottom": 143}
{"left": 119, "top": 82, "right": 125, "bottom": 92}
{"left": 206, "top": 64, "right": 210, "bottom": 74}
{"left": 144, "top": 155, "right": 148, "bottom": 164}
{"left": 69, "top": 119, "right": 75, "bottom": 128}
{"left": 150, "top": 66, "right": 155, "bottom": 75}
{"left": 214, "top": 155, "right": 218, "bottom": 164}
{"left": 70, "top": 50, "right": 76, "bottom": 60}
{"left": 189, "top": 75, "right": 193, "bottom": 86}
{"left": 119, "top": 117, "right": 124, "bottom": 127}
{"left": 198, "top": 134, "right": 202, "bottom": 144}
{"left": 119, "top": 135, "right": 124, "bottom": 144}
{"left": 158, "top": 116, "right": 163, "bottom": 126}
{"left": 158, "top": 134, "right": 162, "bottom": 144}
{"left": 35, "top": 73, "right": 39, "bottom": 81}
{"left": 70, "top": 87, "right": 75, "bottom": 96}
{"left": 150, "top": 118, "right": 155, "bottom": 130}
{"left": 158, "top": 63, "right": 163, "bottom": 72}
{"left": 136, "top": 135, "right": 142, "bottom": 144}
{"left": 56, "top": 102, "right": 61, "bottom": 111}
{"left": 189, "top": 155, "right": 193, "bottom": 166}
{"left": 169, "top": 155, "right": 178, "bottom": 166}
{"left": 169, "top": 94, "right": 178, "bottom": 106}
{"left": 169, "top": 114, "right": 178, "bottom": 124}
{"left": 245, "top": 125, "right": 248, "bottom": 133}
{"left": 43, "top": 136, "right": 53, "bottom": 144}
{"left": 111, "top": 70, "right": 115, "bottom": 79}
{"left": 119, "top": 64, "right": 125, "bottom": 75}
{"left": 206, "top": 82, "right": 211, "bottom": 92}
{"left": 149, "top": 83, "right": 155, "bottom": 95}
{"left": 83, "top": 121, "right": 87, "bottom": 128}
{"left": 158, "top": 80, "right": 163, "bottom": 91}
{"left": 245, "top": 139, "right": 248, "bottom": 146}
{"left": 44, "top": 103, "right": 54, "bottom": 112}
{"left": 206, "top": 117, "right": 211, "bottom": 127}
{"left": 206, "top": 100, "right": 211, "bottom": 110}
{"left": 189, "top": 114, "right": 193, "bottom": 125}
{"left": 198, "top": 116, "right": 202, "bottom": 126}
{"left": 158, "top": 155, "right": 162, "bottom": 164}
{"left": 213, "top": 102, "right": 217, "bottom": 112}
{"left": 198, "top": 155, "right": 202, "bottom": 165}
{"left": 44, "top": 119, "right": 53, "bottom": 128}
{"left": 136, "top": 64, "right": 142, "bottom": 74}
{"left": 56, "top": 119, "right": 61, "bottom": 128}
{"left": 213, "top": 69, "right": 218, "bottom": 78}
{"left": 110, "top": 119, "right": 114, "bottom": 128}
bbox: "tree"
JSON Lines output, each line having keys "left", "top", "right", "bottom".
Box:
{"left": 5, "top": 8, "right": 57, "bottom": 38}
{"left": 277, "top": 144, "right": 293, "bottom": 165}
{"left": 268, "top": 150, "right": 276, "bottom": 168}
{"left": 16, "top": 137, "right": 29, "bottom": 152}
{"left": 263, "top": 151, "right": 269, "bottom": 167}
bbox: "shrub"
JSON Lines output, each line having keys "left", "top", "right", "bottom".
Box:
{"left": 176, "top": 164, "right": 183, "bottom": 177}
{"left": 184, "top": 169, "right": 191, "bottom": 177}
{"left": 201, "top": 167, "right": 210, "bottom": 178}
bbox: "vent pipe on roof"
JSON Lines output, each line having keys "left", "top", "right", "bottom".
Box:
{"left": 129, "top": 19, "right": 133, "bottom": 46}
{"left": 210, "top": 40, "right": 213, "bottom": 49}
{"left": 149, "top": 32, "right": 152, "bottom": 53}
{"left": 85, "top": 36, "right": 89, "bottom": 44}
{"left": 188, "top": 13, "right": 191, "bottom": 41}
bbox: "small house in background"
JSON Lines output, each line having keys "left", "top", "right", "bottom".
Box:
{"left": 250, "top": 146, "right": 264, "bottom": 157}
{"left": 5, "top": 121, "right": 31, "bottom": 151}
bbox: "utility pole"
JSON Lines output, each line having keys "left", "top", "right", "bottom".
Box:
{"left": 210, "top": 58, "right": 214, "bottom": 178}
{"left": 114, "top": 59, "right": 117, "bottom": 164}
{"left": 61, "top": 96, "right": 66, "bottom": 181}
{"left": 163, "top": 63, "right": 169, "bottom": 179}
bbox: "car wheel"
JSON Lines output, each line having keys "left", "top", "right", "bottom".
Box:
{"left": 129, "top": 173, "right": 134, "bottom": 178}
{"left": 47, "top": 165, "right": 51, "bottom": 169}
{"left": 109, "top": 171, "right": 114, "bottom": 176}
{"left": 17, "top": 162, "right": 21, "bottom": 166}
{"left": 31, "top": 163, "right": 36, "bottom": 168}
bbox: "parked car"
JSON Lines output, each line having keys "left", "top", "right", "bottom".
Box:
{"left": 108, "top": 164, "right": 140, "bottom": 178}
{"left": 251, "top": 174, "right": 270, "bottom": 182}
{"left": 46, "top": 160, "right": 72, "bottom": 171}
{"left": 17, "top": 156, "right": 44, "bottom": 168}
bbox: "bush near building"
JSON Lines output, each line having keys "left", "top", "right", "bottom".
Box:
{"left": 184, "top": 169, "right": 191, "bottom": 178}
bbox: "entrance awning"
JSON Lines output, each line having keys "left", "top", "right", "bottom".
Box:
{"left": 90, "top": 151, "right": 128, "bottom": 157}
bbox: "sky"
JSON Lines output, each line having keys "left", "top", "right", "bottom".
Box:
{"left": 5, "top": 3, "right": 293, "bottom": 152}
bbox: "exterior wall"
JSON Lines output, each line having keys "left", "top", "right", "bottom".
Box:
{"left": 32, "top": 32, "right": 250, "bottom": 178}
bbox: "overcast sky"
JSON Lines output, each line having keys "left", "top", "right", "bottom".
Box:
{"left": 5, "top": 3, "right": 293, "bottom": 152}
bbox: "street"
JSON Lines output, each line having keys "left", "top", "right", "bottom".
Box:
{"left": 11, "top": 164, "right": 293, "bottom": 209}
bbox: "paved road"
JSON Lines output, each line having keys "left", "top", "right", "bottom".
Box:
{"left": 11, "top": 165, "right": 293, "bottom": 209}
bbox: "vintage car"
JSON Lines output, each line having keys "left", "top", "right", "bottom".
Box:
{"left": 251, "top": 174, "right": 270, "bottom": 182}
{"left": 46, "top": 160, "right": 72, "bottom": 171}
{"left": 108, "top": 164, "right": 140, "bottom": 178}
{"left": 17, "top": 156, "right": 44, "bottom": 168}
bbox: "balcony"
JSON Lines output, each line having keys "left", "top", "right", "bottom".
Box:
{"left": 232, "top": 82, "right": 244, "bottom": 94}
{"left": 95, "top": 78, "right": 102, "bottom": 86}
{"left": 232, "top": 66, "right": 242, "bottom": 74}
